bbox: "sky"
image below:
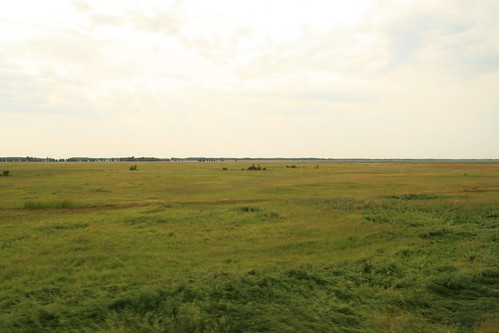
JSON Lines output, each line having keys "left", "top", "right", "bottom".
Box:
{"left": 1, "top": 0, "right": 498, "bottom": 159}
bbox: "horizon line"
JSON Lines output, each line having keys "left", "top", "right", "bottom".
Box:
{"left": 1, "top": 156, "right": 498, "bottom": 162}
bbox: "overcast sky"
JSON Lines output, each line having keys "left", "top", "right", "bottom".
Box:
{"left": 1, "top": 0, "right": 498, "bottom": 158}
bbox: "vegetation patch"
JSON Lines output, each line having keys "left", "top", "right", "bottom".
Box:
{"left": 23, "top": 200, "right": 77, "bottom": 210}
{"left": 48, "top": 223, "right": 89, "bottom": 230}
{"left": 125, "top": 216, "right": 170, "bottom": 225}
{"left": 237, "top": 206, "right": 262, "bottom": 213}
{"left": 245, "top": 164, "right": 266, "bottom": 171}
{"left": 101, "top": 268, "right": 370, "bottom": 332}
{"left": 384, "top": 193, "right": 440, "bottom": 200}
{"left": 235, "top": 206, "right": 280, "bottom": 220}
{"left": 89, "top": 188, "right": 110, "bottom": 193}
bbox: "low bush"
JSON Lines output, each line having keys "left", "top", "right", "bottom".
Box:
{"left": 238, "top": 206, "right": 262, "bottom": 213}
{"left": 247, "top": 164, "right": 265, "bottom": 171}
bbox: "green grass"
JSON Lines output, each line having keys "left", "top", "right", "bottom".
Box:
{"left": 23, "top": 200, "right": 77, "bottom": 210}
{"left": 0, "top": 161, "right": 498, "bottom": 332}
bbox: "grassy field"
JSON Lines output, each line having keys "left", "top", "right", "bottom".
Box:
{"left": 0, "top": 161, "right": 498, "bottom": 332}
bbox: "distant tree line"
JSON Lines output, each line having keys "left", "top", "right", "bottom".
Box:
{"left": 0, "top": 157, "right": 63, "bottom": 162}
{"left": 2, "top": 156, "right": 495, "bottom": 163}
{"left": 0, "top": 156, "right": 170, "bottom": 162}
{"left": 197, "top": 159, "right": 225, "bottom": 162}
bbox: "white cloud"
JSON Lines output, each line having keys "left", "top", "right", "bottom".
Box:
{"left": 1, "top": 0, "right": 498, "bottom": 158}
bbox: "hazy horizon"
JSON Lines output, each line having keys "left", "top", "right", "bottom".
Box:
{"left": 2, "top": 1, "right": 498, "bottom": 159}
{"left": 2, "top": 155, "right": 498, "bottom": 161}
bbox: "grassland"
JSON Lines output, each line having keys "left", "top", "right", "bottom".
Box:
{"left": 0, "top": 161, "right": 498, "bottom": 332}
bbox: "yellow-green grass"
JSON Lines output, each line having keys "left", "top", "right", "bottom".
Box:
{"left": 0, "top": 161, "right": 498, "bottom": 332}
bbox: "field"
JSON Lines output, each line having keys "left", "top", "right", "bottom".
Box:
{"left": 0, "top": 161, "right": 498, "bottom": 332}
